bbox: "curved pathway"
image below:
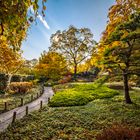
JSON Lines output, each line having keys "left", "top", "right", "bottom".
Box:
{"left": 0, "top": 87, "right": 54, "bottom": 132}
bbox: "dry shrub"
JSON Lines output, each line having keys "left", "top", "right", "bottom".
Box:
{"left": 9, "top": 82, "right": 33, "bottom": 94}
{"left": 96, "top": 123, "right": 140, "bottom": 140}
{"left": 58, "top": 75, "right": 72, "bottom": 84}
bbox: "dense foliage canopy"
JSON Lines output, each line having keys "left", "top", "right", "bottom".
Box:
{"left": 50, "top": 26, "right": 96, "bottom": 79}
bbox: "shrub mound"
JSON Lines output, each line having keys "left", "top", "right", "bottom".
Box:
{"left": 49, "top": 83, "right": 119, "bottom": 107}
{"left": 9, "top": 82, "right": 33, "bottom": 94}
{"left": 96, "top": 124, "right": 140, "bottom": 140}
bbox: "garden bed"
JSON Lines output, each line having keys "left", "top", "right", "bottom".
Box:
{"left": 0, "top": 85, "right": 42, "bottom": 114}
{"left": 0, "top": 88, "right": 140, "bottom": 139}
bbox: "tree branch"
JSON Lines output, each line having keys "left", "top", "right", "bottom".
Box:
{"left": 0, "top": 22, "right": 4, "bottom": 35}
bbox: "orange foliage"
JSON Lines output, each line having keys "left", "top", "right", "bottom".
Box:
{"left": 9, "top": 82, "right": 33, "bottom": 94}
{"left": 58, "top": 75, "right": 72, "bottom": 84}
{"left": 96, "top": 123, "right": 140, "bottom": 140}
{"left": 102, "top": 0, "right": 140, "bottom": 41}
{"left": 0, "top": 38, "right": 23, "bottom": 75}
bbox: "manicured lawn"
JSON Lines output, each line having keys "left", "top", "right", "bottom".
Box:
{"left": 0, "top": 87, "right": 140, "bottom": 140}
{"left": 0, "top": 86, "right": 42, "bottom": 113}
{"left": 49, "top": 83, "right": 119, "bottom": 107}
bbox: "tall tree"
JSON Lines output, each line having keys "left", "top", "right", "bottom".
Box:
{"left": 34, "top": 51, "right": 68, "bottom": 81}
{"left": 50, "top": 26, "right": 96, "bottom": 80}
{"left": 102, "top": 0, "right": 140, "bottom": 41}
{"left": 0, "top": 41, "right": 24, "bottom": 88}
{"left": 0, "top": 0, "right": 46, "bottom": 85}
{"left": 0, "top": 0, "right": 46, "bottom": 50}
{"left": 103, "top": 12, "right": 140, "bottom": 104}
{"left": 93, "top": 0, "right": 140, "bottom": 104}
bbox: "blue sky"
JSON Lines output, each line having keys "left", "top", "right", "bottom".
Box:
{"left": 22, "top": 0, "right": 115, "bottom": 60}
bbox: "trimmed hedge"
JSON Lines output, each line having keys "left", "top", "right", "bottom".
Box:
{"left": 11, "top": 75, "right": 21, "bottom": 82}
{"left": 11, "top": 75, "right": 35, "bottom": 82}
{"left": 49, "top": 83, "right": 119, "bottom": 107}
{"left": 9, "top": 82, "right": 33, "bottom": 94}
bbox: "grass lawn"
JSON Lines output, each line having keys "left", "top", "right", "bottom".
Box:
{"left": 0, "top": 85, "right": 42, "bottom": 113}
{"left": 0, "top": 83, "right": 140, "bottom": 139}
{"left": 49, "top": 83, "right": 119, "bottom": 107}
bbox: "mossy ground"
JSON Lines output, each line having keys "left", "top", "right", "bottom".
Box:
{"left": 0, "top": 83, "right": 140, "bottom": 140}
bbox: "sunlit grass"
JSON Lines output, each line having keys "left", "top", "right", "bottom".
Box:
{"left": 49, "top": 83, "right": 119, "bottom": 107}
{"left": 0, "top": 88, "right": 140, "bottom": 139}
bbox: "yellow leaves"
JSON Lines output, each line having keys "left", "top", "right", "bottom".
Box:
{"left": 34, "top": 52, "right": 67, "bottom": 80}
{"left": 0, "top": 36, "right": 7, "bottom": 41}
{"left": 112, "top": 41, "right": 121, "bottom": 47}
{"left": 1, "top": 0, "right": 47, "bottom": 50}
{"left": 107, "top": 68, "right": 112, "bottom": 72}
{"left": 35, "top": 64, "right": 48, "bottom": 71}
{"left": 0, "top": 42, "right": 23, "bottom": 74}
{"left": 89, "top": 42, "right": 106, "bottom": 69}
{"left": 43, "top": 6, "right": 46, "bottom": 10}
{"left": 9, "top": 82, "right": 33, "bottom": 94}
{"left": 121, "top": 31, "right": 129, "bottom": 40}
{"left": 102, "top": 0, "right": 139, "bottom": 41}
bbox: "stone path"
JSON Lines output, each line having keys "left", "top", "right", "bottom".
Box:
{"left": 0, "top": 87, "right": 54, "bottom": 132}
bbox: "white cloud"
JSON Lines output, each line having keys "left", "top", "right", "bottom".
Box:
{"left": 37, "top": 15, "right": 50, "bottom": 30}
{"left": 29, "top": 6, "right": 50, "bottom": 30}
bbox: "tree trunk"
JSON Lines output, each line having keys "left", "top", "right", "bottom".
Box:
{"left": 74, "top": 64, "right": 77, "bottom": 81}
{"left": 6, "top": 74, "right": 12, "bottom": 91}
{"left": 123, "top": 72, "right": 132, "bottom": 104}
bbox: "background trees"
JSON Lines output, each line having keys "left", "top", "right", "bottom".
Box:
{"left": 0, "top": 0, "right": 46, "bottom": 91}
{"left": 0, "top": 0, "right": 46, "bottom": 71}
{"left": 50, "top": 26, "right": 96, "bottom": 80}
{"left": 18, "top": 59, "right": 38, "bottom": 75}
{"left": 34, "top": 51, "right": 68, "bottom": 81}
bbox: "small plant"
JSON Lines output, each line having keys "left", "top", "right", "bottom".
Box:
{"left": 9, "top": 82, "right": 33, "bottom": 94}
{"left": 45, "top": 80, "right": 58, "bottom": 86}
{"left": 96, "top": 123, "right": 140, "bottom": 140}
{"left": 31, "top": 79, "right": 39, "bottom": 85}
{"left": 94, "top": 75, "right": 109, "bottom": 87}
{"left": 58, "top": 75, "right": 72, "bottom": 84}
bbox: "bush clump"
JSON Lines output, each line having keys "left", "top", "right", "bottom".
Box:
{"left": 9, "top": 82, "right": 33, "bottom": 94}
{"left": 58, "top": 75, "right": 72, "bottom": 84}
{"left": 96, "top": 123, "right": 140, "bottom": 140}
{"left": 49, "top": 83, "right": 119, "bottom": 107}
{"left": 45, "top": 80, "right": 58, "bottom": 87}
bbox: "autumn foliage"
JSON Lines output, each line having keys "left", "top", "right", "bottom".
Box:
{"left": 58, "top": 75, "right": 72, "bottom": 84}
{"left": 9, "top": 82, "right": 33, "bottom": 94}
{"left": 96, "top": 124, "right": 140, "bottom": 140}
{"left": 35, "top": 51, "right": 68, "bottom": 81}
